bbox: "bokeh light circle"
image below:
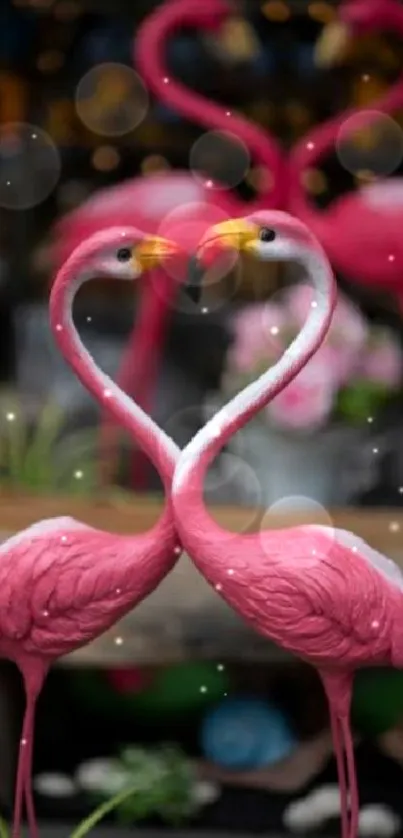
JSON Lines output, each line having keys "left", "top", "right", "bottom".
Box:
{"left": 0, "top": 123, "right": 61, "bottom": 210}
{"left": 155, "top": 201, "right": 242, "bottom": 313}
{"left": 190, "top": 130, "right": 250, "bottom": 190}
{"left": 336, "top": 110, "right": 403, "bottom": 178}
{"left": 259, "top": 495, "right": 335, "bottom": 558}
{"left": 75, "top": 64, "right": 149, "bottom": 137}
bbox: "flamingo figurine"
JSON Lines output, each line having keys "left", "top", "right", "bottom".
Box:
{"left": 173, "top": 210, "right": 403, "bottom": 838}
{"left": 52, "top": 0, "right": 285, "bottom": 489}
{"left": 3, "top": 227, "right": 190, "bottom": 838}
{"left": 289, "top": 0, "right": 403, "bottom": 310}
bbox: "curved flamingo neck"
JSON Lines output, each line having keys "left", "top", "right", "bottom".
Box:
{"left": 49, "top": 234, "right": 179, "bottom": 494}
{"left": 172, "top": 242, "right": 336, "bottom": 538}
{"left": 135, "top": 0, "right": 285, "bottom": 209}
{"left": 289, "top": 2, "right": 403, "bottom": 226}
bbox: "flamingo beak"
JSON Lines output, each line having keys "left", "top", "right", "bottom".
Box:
{"left": 134, "top": 235, "right": 179, "bottom": 271}
{"left": 187, "top": 218, "right": 257, "bottom": 303}
{"left": 314, "top": 21, "right": 351, "bottom": 67}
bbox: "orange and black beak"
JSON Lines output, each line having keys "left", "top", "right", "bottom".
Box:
{"left": 134, "top": 235, "right": 180, "bottom": 272}
{"left": 187, "top": 218, "right": 257, "bottom": 303}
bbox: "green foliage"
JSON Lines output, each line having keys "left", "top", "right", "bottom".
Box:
{"left": 334, "top": 380, "right": 392, "bottom": 425}
{"left": 0, "top": 399, "right": 98, "bottom": 495}
{"left": 94, "top": 745, "right": 198, "bottom": 826}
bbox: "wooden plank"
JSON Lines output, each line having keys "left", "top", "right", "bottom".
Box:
{"left": 0, "top": 493, "right": 401, "bottom": 665}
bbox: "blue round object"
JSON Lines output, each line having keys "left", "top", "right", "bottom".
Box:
{"left": 201, "top": 697, "right": 296, "bottom": 770}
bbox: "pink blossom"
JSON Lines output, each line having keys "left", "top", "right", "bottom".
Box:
{"left": 228, "top": 303, "right": 285, "bottom": 373}
{"left": 361, "top": 330, "right": 402, "bottom": 388}
{"left": 285, "top": 284, "right": 368, "bottom": 351}
{"left": 267, "top": 352, "right": 335, "bottom": 431}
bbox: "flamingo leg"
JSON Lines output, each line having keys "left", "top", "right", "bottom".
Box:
{"left": 341, "top": 715, "right": 359, "bottom": 838}
{"left": 12, "top": 691, "right": 36, "bottom": 838}
{"left": 23, "top": 723, "right": 38, "bottom": 838}
{"left": 329, "top": 707, "right": 349, "bottom": 838}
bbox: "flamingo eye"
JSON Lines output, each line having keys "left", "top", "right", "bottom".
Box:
{"left": 116, "top": 247, "right": 132, "bottom": 262}
{"left": 259, "top": 227, "right": 276, "bottom": 243}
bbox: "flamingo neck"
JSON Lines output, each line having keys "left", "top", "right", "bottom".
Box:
{"left": 49, "top": 258, "right": 179, "bottom": 492}
{"left": 172, "top": 245, "right": 335, "bottom": 530}
{"left": 289, "top": 2, "right": 403, "bottom": 225}
{"left": 135, "top": 2, "right": 285, "bottom": 209}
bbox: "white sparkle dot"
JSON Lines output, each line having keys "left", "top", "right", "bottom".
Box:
{"left": 104, "top": 389, "right": 112, "bottom": 398}
{"left": 217, "top": 663, "right": 225, "bottom": 671}
{"left": 174, "top": 546, "right": 181, "bottom": 555}
{"left": 373, "top": 447, "right": 379, "bottom": 454}
{"left": 389, "top": 521, "right": 400, "bottom": 532}
{"left": 21, "top": 739, "right": 27, "bottom": 746}
{"left": 399, "top": 487, "right": 403, "bottom": 494}
{"left": 6, "top": 181, "right": 10, "bottom": 186}
{"left": 367, "top": 416, "right": 373, "bottom": 423}
{"left": 56, "top": 324, "right": 63, "bottom": 331}
{"left": 200, "top": 685, "right": 208, "bottom": 693}
{"left": 86, "top": 316, "right": 92, "bottom": 322}
{"left": 163, "top": 77, "right": 169, "bottom": 84}
{"left": 61, "top": 535, "right": 68, "bottom": 543}
{"left": 115, "top": 636, "right": 123, "bottom": 645}
{"left": 42, "top": 610, "right": 49, "bottom": 617}
{"left": 74, "top": 470, "right": 83, "bottom": 479}
{"left": 205, "top": 180, "right": 213, "bottom": 188}
{"left": 31, "top": 134, "right": 37, "bottom": 139}
{"left": 362, "top": 74, "right": 370, "bottom": 82}
{"left": 226, "top": 111, "right": 231, "bottom": 116}
{"left": 270, "top": 326, "right": 279, "bottom": 335}
{"left": 227, "top": 568, "right": 234, "bottom": 575}
{"left": 215, "top": 583, "right": 223, "bottom": 592}
{"left": 352, "top": 546, "right": 357, "bottom": 552}
{"left": 371, "top": 620, "right": 379, "bottom": 629}
{"left": 115, "top": 588, "right": 121, "bottom": 594}
{"left": 311, "top": 301, "right": 317, "bottom": 308}
{"left": 388, "top": 254, "right": 395, "bottom": 262}
{"left": 202, "top": 307, "right": 209, "bottom": 314}
{"left": 307, "top": 142, "right": 315, "bottom": 150}
{"left": 6, "top": 412, "right": 15, "bottom": 422}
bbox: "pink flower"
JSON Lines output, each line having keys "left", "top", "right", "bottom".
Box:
{"left": 267, "top": 352, "right": 335, "bottom": 431}
{"left": 228, "top": 303, "right": 285, "bottom": 373}
{"left": 361, "top": 329, "right": 402, "bottom": 388}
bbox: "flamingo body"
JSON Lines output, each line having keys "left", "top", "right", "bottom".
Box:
{"left": 289, "top": 0, "right": 403, "bottom": 307}
{"left": 0, "top": 516, "right": 177, "bottom": 661}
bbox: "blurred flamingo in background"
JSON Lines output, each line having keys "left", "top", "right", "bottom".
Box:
{"left": 173, "top": 211, "right": 403, "bottom": 838}
{"left": 52, "top": 0, "right": 285, "bottom": 490}
{"left": 5, "top": 228, "right": 187, "bottom": 838}
{"left": 289, "top": 0, "right": 403, "bottom": 310}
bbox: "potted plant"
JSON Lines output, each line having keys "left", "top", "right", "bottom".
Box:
{"left": 214, "top": 285, "right": 402, "bottom": 506}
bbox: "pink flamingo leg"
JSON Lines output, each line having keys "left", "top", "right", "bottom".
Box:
{"left": 23, "top": 724, "right": 39, "bottom": 838}
{"left": 341, "top": 715, "right": 359, "bottom": 838}
{"left": 12, "top": 664, "right": 47, "bottom": 838}
{"left": 329, "top": 708, "right": 349, "bottom": 838}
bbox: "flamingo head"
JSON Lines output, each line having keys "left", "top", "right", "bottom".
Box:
{"left": 71, "top": 226, "right": 182, "bottom": 282}
{"left": 187, "top": 211, "right": 322, "bottom": 300}
{"left": 314, "top": 0, "right": 395, "bottom": 67}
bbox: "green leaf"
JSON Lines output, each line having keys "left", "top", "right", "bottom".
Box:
{"left": 335, "top": 380, "right": 392, "bottom": 425}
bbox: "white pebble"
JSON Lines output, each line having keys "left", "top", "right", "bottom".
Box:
{"left": 191, "top": 780, "right": 221, "bottom": 805}
{"left": 358, "top": 805, "right": 400, "bottom": 837}
{"left": 34, "top": 772, "right": 77, "bottom": 797}
{"left": 75, "top": 758, "right": 130, "bottom": 794}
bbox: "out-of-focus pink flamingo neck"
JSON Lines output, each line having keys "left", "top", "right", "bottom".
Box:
{"left": 289, "top": 0, "right": 403, "bottom": 232}
{"left": 49, "top": 227, "right": 179, "bottom": 504}
{"left": 135, "top": 0, "right": 285, "bottom": 209}
{"left": 172, "top": 232, "right": 335, "bottom": 538}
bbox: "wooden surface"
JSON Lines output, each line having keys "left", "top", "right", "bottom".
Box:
{"left": 0, "top": 492, "right": 402, "bottom": 665}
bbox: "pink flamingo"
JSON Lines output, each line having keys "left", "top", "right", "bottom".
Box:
{"left": 52, "top": 0, "right": 285, "bottom": 489}
{"left": 289, "top": 0, "right": 403, "bottom": 310}
{"left": 4, "top": 227, "right": 187, "bottom": 838}
{"left": 173, "top": 210, "right": 403, "bottom": 838}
